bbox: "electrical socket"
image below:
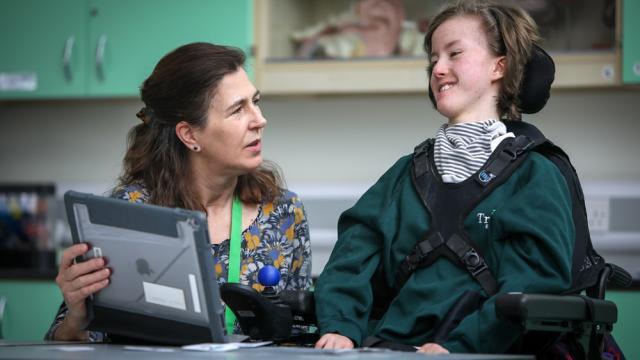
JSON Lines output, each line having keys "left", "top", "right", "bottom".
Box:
{"left": 585, "top": 198, "right": 609, "bottom": 232}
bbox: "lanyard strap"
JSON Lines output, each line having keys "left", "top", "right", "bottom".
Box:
{"left": 225, "top": 196, "right": 242, "bottom": 335}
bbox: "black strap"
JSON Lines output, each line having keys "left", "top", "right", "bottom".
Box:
{"left": 476, "top": 135, "right": 535, "bottom": 187}
{"left": 579, "top": 295, "right": 603, "bottom": 360}
{"left": 393, "top": 232, "right": 444, "bottom": 293}
{"left": 432, "top": 290, "right": 486, "bottom": 343}
{"left": 446, "top": 234, "right": 498, "bottom": 296}
{"left": 394, "top": 231, "right": 498, "bottom": 296}
{"left": 361, "top": 336, "right": 384, "bottom": 348}
{"left": 412, "top": 138, "right": 433, "bottom": 179}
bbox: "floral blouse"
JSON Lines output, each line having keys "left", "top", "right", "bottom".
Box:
{"left": 45, "top": 183, "right": 312, "bottom": 340}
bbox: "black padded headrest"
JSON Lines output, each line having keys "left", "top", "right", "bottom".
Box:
{"left": 519, "top": 45, "right": 555, "bottom": 114}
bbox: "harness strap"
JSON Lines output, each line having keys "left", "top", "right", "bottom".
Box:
{"left": 394, "top": 231, "right": 498, "bottom": 296}
{"left": 477, "top": 135, "right": 535, "bottom": 186}
{"left": 412, "top": 138, "right": 433, "bottom": 179}
{"left": 446, "top": 233, "right": 498, "bottom": 296}
{"left": 579, "top": 295, "right": 603, "bottom": 360}
{"left": 393, "top": 232, "right": 444, "bottom": 293}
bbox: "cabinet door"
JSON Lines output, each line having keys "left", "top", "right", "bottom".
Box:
{"left": 623, "top": 0, "right": 640, "bottom": 84}
{"left": 86, "top": 0, "right": 253, "bottom": 97}
{"left": 0, "top": 281, "right": 62, "bottom": 341}
{"left": 0, "top": 0, "right": 87, "bottom": 99}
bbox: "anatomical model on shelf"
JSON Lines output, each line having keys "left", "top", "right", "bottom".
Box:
{"left": 291, "top": 0, "right": 427, "bottom": 59}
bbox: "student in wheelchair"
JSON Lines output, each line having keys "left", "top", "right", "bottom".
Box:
{"left": 306, "top": 0, "right": 629, "bottom": 357}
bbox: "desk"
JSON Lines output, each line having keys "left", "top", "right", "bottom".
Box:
{"left": 0, "top": 343, "right": 533, "bottom": 359}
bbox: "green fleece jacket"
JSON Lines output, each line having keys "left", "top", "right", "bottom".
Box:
{"left": 315, "top": 152, "right": 574, "bottom": 354}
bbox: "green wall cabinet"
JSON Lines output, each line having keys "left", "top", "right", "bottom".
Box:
{"left": 0, "top": 0, "right": 253, "bottom": 100}
{"left": 0, "top": 281, "right": 62, "bottom": 341}
{"left": 0, "top": 0, "right": 88, "bottom": 99}
{"left": 623, "top": 0, "right": 640, "bottom": 84}
{"left": 85, "top": 0, "right": 253, "bottom": 97}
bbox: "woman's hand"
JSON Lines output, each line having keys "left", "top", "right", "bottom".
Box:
{"left": 53, "top": 243, "right": 110, "bottom": 340}
{"left": 416, "top": 342, "right": 450, "bottom": 354}
{"left": 315, "top": 333, "right": 355, "bottom": 349}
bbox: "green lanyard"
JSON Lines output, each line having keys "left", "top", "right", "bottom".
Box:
{"left": 224, "top": 196, "right": 242, "bottom": 335}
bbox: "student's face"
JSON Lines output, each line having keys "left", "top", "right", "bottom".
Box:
{"left": 429, "top": 15, "right": 505, "bottom": 124}
{"left": 196, "top": 68, "right": 266, "bottom": 175}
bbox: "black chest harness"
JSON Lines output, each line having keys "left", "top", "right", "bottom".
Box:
{"left": 395, "top": 134, "right": 534, "bottom": 297}
{"left": 372, "top": 122, "right": 604, "bottom": 320}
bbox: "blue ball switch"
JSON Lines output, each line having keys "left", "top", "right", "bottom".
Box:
{"left": 258, "top": 265, "right": 280, "bottom": 286}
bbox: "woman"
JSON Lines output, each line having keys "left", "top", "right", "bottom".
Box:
{"left": 314, "top": 0, "right": 573, "bottom": 354}
{"left": 46, "top": 43, "right": 312, "bottom": 341}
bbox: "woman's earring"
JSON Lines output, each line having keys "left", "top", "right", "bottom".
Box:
{"left": 192, "top": 145, "right": 200, "bottom": 151}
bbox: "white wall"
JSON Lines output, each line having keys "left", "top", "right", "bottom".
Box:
{"left": 2, "top": 89, "right": 640, "bottom": 188}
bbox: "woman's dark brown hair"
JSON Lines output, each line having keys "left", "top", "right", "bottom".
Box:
{"left": 424, "top": 0, "right": 541, "bottom": 120}
{"left": 118, "top": 42, "right": 283, "bottom": 210}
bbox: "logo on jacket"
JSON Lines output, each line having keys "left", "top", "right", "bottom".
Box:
{"left": 477, "top": 211, "right": 496, "bottom": 230}
{"left": 478, "top": 170, "right": 496, "bottom": 183}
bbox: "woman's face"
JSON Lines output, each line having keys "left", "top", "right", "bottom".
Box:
{"left": 429, "top": 15, "right": 504, "bottom": 123}
{"left": 194, "top": 68, "right": 266, "bottom": 176}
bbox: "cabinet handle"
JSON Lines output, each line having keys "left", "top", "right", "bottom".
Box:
{"left": 0, "top": 296, "right": 6, "bottom": 340}
{"left": 63, "top": 36, "right": 75, "bottom": 82}
{"left": 95, "top": 35, "right": 108, "bottom": 81}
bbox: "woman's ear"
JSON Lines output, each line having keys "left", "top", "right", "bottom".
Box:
{"left": 175, "top": 121, "right": 200, "bottom": 151}
{"left": 492, "top": 56, "right": 506, "bottom": 80}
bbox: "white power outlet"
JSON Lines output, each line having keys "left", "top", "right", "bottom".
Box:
{"left": 585, "top": 198, "right": 610, "bottom": 232}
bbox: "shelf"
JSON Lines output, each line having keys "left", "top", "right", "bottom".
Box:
{"left": 552, "top": 51, "right": 619, "bottom": 88}
{"left": 258, "top": 51, "right": 619, "bottom": 95}
{"left": 259, "top": 58, "right": 426, "bottom": 94}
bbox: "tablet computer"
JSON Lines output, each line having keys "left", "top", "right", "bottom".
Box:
{"left": 64, "top": 190, "right": 226, "bottom": 345}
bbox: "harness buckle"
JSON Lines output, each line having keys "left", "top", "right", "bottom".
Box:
{"left": 503, "top": 148, "right": 518, "bottom": 161}
{"left": 462, "top": 249, "right": 488, "bottom": 276}
{"left": 504, "top": 139, "right": 535, "bottom": 161}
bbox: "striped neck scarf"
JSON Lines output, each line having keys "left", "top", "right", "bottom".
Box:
{"left": 433, "top": 119, "right": 513, "bottom": 183}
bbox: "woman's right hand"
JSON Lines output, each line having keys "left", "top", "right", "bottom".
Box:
{"left": 53, "top": 243, "right": 110, "bottom": 340}
{"left": 315, "top": 333, "right": 355, "bottom": 349}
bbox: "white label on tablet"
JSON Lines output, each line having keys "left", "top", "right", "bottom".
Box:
{"left": 143, "top": 282, "right": 186, "bottom": 311}
{"left": 188, "top": 274, "right": 201, "bottom": 313}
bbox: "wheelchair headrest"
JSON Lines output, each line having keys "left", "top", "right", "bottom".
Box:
{"left": 519, "top": 45, "right": 555, "bottom": 114}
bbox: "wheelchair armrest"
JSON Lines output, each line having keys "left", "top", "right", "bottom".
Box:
{"left": 496, "top": 293, "right": 617, "bottom": 333}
